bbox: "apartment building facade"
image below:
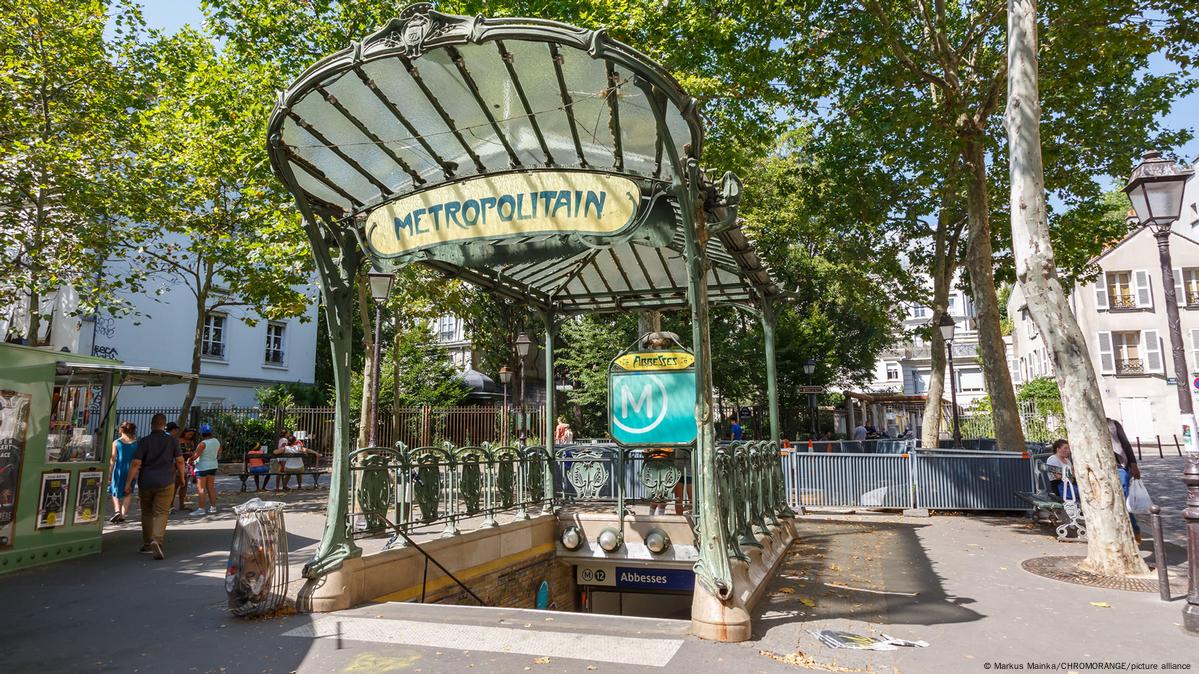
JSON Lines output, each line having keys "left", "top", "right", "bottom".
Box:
{"left": 1007, "top": 226, "right": 1199, "bottom": 442}
{"left": 869, "top": 278, "right": 988, "bottom": 407}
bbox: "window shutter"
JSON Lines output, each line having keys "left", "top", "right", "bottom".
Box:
{"left": 1135, "top": 269, "right": 1153, "bottom": 308}
{"left": 1097, "top": 332, "right": 1115, "bottom": 374}
{"left": 1192, "top": 329, "right": 1199, "bottom": 371}
{"left": 1143, "top": 330, "right": 1164, "bottom": 373}
{"left": 1175, "top": 268, "right": 1186, "bottom": 307}
{"left": 1094, "top": 275, "right": 1109, "bottom": 310}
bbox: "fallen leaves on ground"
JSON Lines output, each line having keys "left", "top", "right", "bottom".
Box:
{"left": 1089, "top": 602, "right": 1111, "bottom": 608}
{"left": 777, "top": 587, "right": 796, "bottom": 594}
{"left": 799, "top": 597, "right": 817, "bottom": 607}
{"left": 758, "top": 650, "right": 871, "bottom": 672}
{"left": 533, "top": 657, "right": 550, "bottom": 665}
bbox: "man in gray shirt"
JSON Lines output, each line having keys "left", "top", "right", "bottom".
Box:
{"left": 125, "top": 413, "right": 184, "bottom": 559}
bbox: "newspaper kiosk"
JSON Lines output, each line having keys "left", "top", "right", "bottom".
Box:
{"left": 0, "top": 343, "right": 192, "bottom": 573}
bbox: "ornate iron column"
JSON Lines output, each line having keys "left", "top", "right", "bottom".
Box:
{"left": 541, "top": 308, "right": 557, "bottom": 510}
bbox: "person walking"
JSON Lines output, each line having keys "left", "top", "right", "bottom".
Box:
{"left": 107, "top": 421, "right": 138, "bottom": 523}
{"left": 174, "top": 427, "right": 197, "bottom": 513}
{"left": 728, "top": 414, "right": 744, "bottom": 441}
{"left": 1107, "top": 418, "right": 1143, "bottom": 544}
{"left": 125, "top": 413, "right": 184, "bottom": 560}
{"left": 190, "top": 424, "right": 221, "bottom": 516}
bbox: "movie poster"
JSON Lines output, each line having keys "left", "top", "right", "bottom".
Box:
{"left": 37, "top": 472, "right": 70, "bottom": 529}
{"left": 0, "top": 390, "right": 31, "bottom": 547}
{"left": 74, "top": 471, "right": 103, "bottom": 525}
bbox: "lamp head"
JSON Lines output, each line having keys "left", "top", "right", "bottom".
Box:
{"left": 1124, "top": 150, "right": 1193, "bottom": 231}
{"left": 515, "top": 332, "right": 533, "bottom": 358}
{"left": 366, "top": 270, "right": 395, "bottom": 303}
{"left": 937, "top": 312, "right": 956, "bottom": 342}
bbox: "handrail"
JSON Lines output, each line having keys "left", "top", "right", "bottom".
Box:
{"left": 379, "top": 513, "right": 486, "bottom": 606}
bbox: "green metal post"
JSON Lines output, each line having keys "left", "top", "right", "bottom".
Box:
{"left": 541, "top": 308, "right": 557, "bottom": 511}
{"left": 643, "top": 84, "right": 734, "bottom": 599}
{"left": 761, "top": 300, "right": 780, "bottom": 447}
{"left": 291, "top": 209, "right": 363, "bottom": 578}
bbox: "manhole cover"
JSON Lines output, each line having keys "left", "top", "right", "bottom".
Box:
{"left": 1021, "top": 556, "right": 1161, "bottom": 593}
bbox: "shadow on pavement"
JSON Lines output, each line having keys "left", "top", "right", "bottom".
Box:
{"left": 0, "top": 486, "right": 325, "bottom": 672}
{"left": 753, "top": 516, "right": 983, "bottom": 639}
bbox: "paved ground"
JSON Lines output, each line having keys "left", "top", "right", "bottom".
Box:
{"left": 1, "top": 467, "right": 1197, "bottom": 673}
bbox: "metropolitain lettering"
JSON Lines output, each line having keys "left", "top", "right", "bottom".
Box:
{"left": 392, "top": 189, "right": 608, "bottom": 239}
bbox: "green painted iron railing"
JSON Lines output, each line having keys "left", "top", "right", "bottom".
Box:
{"left": 348, "top": 442, "right": 550, "bottom": 542}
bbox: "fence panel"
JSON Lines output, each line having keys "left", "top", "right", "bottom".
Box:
{"left": 781, "top": 451, "right": 912, "bottom": 509}
{"left": 911, "top": 450, "right": 1034, "bottom": 510}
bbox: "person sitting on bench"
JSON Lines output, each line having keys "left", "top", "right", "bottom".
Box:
{"left": 1045, "top": 439, "right": 1079, "bottom": 501}
{"left": 273, "top": 434, "right": 318, "bottom": 491}
{"left": 246, "top": 443, "right": 270, "bottom": 491}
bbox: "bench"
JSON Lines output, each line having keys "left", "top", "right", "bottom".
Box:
{"left": 238, "top": 443, "right": 329, "bottom": 492}
{"left": 1016, "top": 458, "right": 1085, "bottom": 541}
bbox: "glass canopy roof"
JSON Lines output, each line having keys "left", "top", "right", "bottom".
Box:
{"left": 266, "top": 5, "right": 781, "bottom": 313}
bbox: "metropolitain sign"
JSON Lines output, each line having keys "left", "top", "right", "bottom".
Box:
{"left": 364, "top": 171, "right": 640, "bottom": 257}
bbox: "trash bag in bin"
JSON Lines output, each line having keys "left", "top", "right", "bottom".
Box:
{"left": 225, "top": 498, "right": 288, "bottom": 616}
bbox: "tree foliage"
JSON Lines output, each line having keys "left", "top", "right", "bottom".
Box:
{"left": 115, "top": 29, "right": 313, "bottom": 413}
{"left": 0, "top": 0, "right": 155, "bottom": 339}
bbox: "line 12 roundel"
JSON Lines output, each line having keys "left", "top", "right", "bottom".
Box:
{"left": 364, "top": 171, "right": 640, "bottom": 257}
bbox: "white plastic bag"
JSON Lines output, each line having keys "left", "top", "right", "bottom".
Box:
{"left": 1126, "top": 478, "right": 1154, "bottom": 515}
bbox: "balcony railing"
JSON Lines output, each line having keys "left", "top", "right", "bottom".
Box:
{"left": 1109, "top": 294, "right": 1137, "bottom": 310}
{"left": 264, "top": 349, "right": 285, "bottom": 364}
{"left": 1187, "top": 290, "right": 1199, "bottom": 307}
{"left": 1116, "top": 358, "right": 1144, "bottom": 375}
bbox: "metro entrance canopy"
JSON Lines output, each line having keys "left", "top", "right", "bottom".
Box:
{"left": 266, "top": 3, "right": 791, "bottom": 624}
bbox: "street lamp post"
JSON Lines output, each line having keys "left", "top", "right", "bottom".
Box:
{"left": 365, "top": 270, "right": 395, "bottom": 448}
{"left": 514, "top": 332, "right": 533, "bottom": 444}
{"left": 1124, "top": 150, "right": 1198, "bottom": 631}
{"left": 938, "top": 313, "right": 961, "bottom": 448}
{"left": 499, "top": 366, "right": 512, "bottom": 445}
{"left": 803, "top": 358, "right": 818, "bottom": 438}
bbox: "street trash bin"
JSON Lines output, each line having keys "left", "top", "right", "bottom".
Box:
{"left": 225, "top": 498, "right": 288, "bottom": 617}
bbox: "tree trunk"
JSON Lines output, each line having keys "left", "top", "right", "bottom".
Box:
{"left": 1006, "top": 0, "right": 1146, "bottom": 574}
{"left": 25, "top": 288, "right": 41, "bottom": 345}
{"left": 638, "top": 310, "right": 662, "bottom": 339}
{"left": 355, "top": 271, "right": 375, "bottom": 450}
{"left": 962, "top": 135, "right": 1026, "bottom": 452}
{"left": 177, "top": 288, "right": 207, "bottom": 427}
{"left": 921, "top": 199, "right": 959, "bottom": 449}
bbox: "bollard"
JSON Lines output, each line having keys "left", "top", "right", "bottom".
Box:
{"left": 1151, "top": 505, "right": 1171, "bottom": 602}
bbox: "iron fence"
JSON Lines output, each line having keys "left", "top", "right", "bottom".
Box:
{"left": 112, "top": 404, "right": 544, "bottom": 463}
{"left": 348, "top": 443, "right": 549, "bottom": 539}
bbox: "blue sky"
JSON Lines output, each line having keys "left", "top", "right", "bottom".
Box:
{"left": 129, "top": 1, "right": 1199, "bottom": 164}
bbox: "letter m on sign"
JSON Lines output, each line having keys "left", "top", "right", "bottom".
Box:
{"left": 621, "top": 383, "right": 653, "bottom": 419}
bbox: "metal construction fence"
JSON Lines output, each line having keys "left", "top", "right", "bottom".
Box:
{"left": 780, "top": 448, "right": 1045, "bottom": 511}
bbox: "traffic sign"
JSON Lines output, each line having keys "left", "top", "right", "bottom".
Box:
{"left": 609, "top": 348, "right": 696, "bottom": 447}
{"left": 797, "top": 385, "right": 823, "bottom": 394}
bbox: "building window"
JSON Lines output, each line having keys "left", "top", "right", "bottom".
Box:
{"left": 958, "top": 370, "right": 985, "bottom": 393}
{"left": 265, "top": 322, "right": 286, "bottom": 364}
{"left": 437, "top": 316, "right": 458, "bottom": 342}
{"left": 1183, "top": 268, "right": 1199, "bottom": 307}
{"left": 1107, "top": 271, "right": 1134, "bottom": 309}
{"left": 886, "top": 363, "right": 899, "bottom": 381}
{"left": 1113, "top": 331, "right": 1140, "bottom": 373}
{"left": 912, "top": 370, "right": 928, "bottom": 394}
{"left": 202, "top": 314, "right": 226, "bottom": 358}
{"left": 947, "top": 295, "right": 957, "bottom": 314}
{"left": 910, "top": 305, "right": 928, "bottom": 319}
{"left": 1098, "top": 270, "right": 1152, "bottom": 311}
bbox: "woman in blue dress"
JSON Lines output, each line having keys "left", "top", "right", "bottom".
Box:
{"left": 108, "top": 421, "right": 138, "bottom": 523}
